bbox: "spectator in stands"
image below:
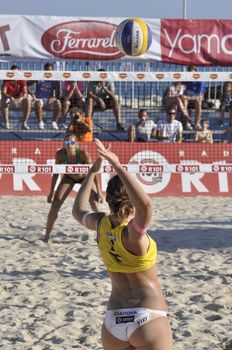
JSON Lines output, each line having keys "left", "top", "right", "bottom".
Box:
{"left": 61, "top": 81, "right": 85, "bottom": 128}
{"left": 29, "top": 63, "right": 61, "bottom": 130}
{"left": 1, "top": 65, "right": 32, "bottom": 129}
{"left": 162, "top": 81, "right": 192, "bottom": 130}
{"left": 128, "top": 108, "right": 156, "bottom": 142}
{"left": 67, "top": 105, "right": 93, "bottom": 142}
{"left": 87, "top": 68, "right": 124, "bottom": 130}
{"left": 156, "top": 108, "right": 183, "bottom": 143}
{"left": 184, "top": 65, "right": 206, "bottom": 130}
{"left": 219, "top": 82, "right": 232, "bottom": 126}
{"left": 194, "top": 119, "right": 213, "bottom": 143}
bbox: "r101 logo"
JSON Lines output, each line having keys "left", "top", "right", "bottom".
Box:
{"left": 28, "top": 165, "right": 53, "bottom": 173}
{"left": 176, "top": 165, "right": 200, "bottom": 173}
{"left": 66, "top": 166, "right": 90, "bottom": 173}
{"left": 0, "top": 165, "right": 15, "bottom": 173}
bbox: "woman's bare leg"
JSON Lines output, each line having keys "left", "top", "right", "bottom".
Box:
{"left": 44, "top": 176, "right": 74, "bottom": 243}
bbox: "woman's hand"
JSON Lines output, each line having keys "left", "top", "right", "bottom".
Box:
{"left": 90, "top": 156, "right": 103, "bottom": 174}
{"left": 97, "top": 191, "right": 105, "bottom": 203}
{"left": 94, "top": 139, "right": 120, "bottom": 167}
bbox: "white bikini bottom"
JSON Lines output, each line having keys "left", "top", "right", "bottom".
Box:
{"left": 104, "top": 307, "right": 167, "bottom": 341}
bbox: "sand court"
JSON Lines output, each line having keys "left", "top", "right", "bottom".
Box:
{"left": 0, "top": 196, "right": 231, "bottom": 349}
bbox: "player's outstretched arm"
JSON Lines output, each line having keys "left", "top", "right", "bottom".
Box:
{"left": 72, "top": 157, "right": 104, "bottom": 231}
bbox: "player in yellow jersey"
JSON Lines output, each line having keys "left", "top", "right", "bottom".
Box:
{"left": 72, "top": 139, "right": 173, "bottom": 350}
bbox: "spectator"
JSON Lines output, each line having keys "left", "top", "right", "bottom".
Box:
{"left": 61, "top": 81, "right": 85, "bottom": 127}
{"left": 128, "top": 108, "right": 156, "bottom": 142}
{"left": 194, "top": 119, "right": 213, "bottom": 143}
{"left": 219, "top": 82, "right": 232, "bottom": 126}
{"left": 1, "top": 65, "right": 32, "bottom": 129}
{"left": 29, "top": 63, "right": 61, "bottom": 130}
{"left": 67, "top": 105, "right": 93, "bottom": 142}
{"left": 162, "top": 82, "right": 192, "bottom": 130}
{"left": 156, "top": 108, "right": 183, "bottom": 143}
{"left": 184, "top": 65, "right": 206, "bottom": 130}
{"left": 87, "top": 68, "right": 124, "bottom": 130}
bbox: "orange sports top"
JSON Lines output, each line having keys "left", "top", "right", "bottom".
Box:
{"left": 68, "top": 115, "right": 93, "bottom": 141}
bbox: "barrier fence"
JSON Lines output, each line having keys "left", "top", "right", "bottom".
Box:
{"left": 1, "top": 141, "right": 232, "bottom": 196}
{"left": 1, "top": 68, "right": 232, "bottom": 196}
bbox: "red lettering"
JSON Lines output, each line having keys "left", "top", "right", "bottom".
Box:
{"left": 0, "top": 25, "right": 10, "bottom": 51}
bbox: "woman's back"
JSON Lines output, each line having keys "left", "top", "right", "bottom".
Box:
{"left": 97, "top": 215, "right": 167, "bottom": 311}
{"left": 108, "top": 266, "right": 167, "bottom": 310}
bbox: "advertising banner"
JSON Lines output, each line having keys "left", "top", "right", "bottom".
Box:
{"left": 1, "top": 15, "right": 232, "bottom": 65}
{"left": 1, "top": 141, "right": 232, "bottom": 196}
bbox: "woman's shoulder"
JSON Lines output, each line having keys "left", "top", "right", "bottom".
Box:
{"left": 56, "top": 148, "right": 66, "bottom": 163}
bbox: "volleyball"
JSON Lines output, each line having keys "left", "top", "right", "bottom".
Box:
{"left": 114, "top": 18, "right": 152, "bottom": 57}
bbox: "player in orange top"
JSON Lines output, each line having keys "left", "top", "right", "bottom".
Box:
{"left": 67, "top": 106, "right": 93, "bottom": 142}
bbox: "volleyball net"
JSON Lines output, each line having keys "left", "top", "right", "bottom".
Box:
{"left": 0, "top": 69, "right": 232, "bottom": 176}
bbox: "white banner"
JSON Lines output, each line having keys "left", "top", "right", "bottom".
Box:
{"left": 2, "top": 163, "right": 230, "bottom": 174}
{"left": 1, "top": 16, "right": 232, "bottom": 65}
{"left": 0, "top": 15, "right": 161, "bottom": 61}
{"left": 0, "top": 69, "right": 231, "bottom": 82}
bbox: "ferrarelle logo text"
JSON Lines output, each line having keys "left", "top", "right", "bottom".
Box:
{"left": 41, "top": 20, "right": 124, "bottom": 60}
{"left": 164, "top": 29, "right": 232, "bottom": 57}
{"left": 50, "top": 29, "right": 116, "bottom": 55}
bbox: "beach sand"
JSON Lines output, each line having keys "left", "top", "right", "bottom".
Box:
{"left": 0, "top": 196, "right": 232, "bottom": 350}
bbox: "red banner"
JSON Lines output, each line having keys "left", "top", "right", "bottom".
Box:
{"left": 161, "top": 19, "right": 232, "bottom": 66}
{"left": 1, "top": 141, "right": 232, "bottom": 196}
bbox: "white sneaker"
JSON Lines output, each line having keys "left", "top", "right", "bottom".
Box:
{"left": 39, "top": 121, "right": 45, "bottom": 130}
{"left": 5, "top": 122, "right": 10, "bottom": 129}
{"left": 23, "top": 123, "right": 30, "bottom": 130}
{"left": 52, "top": 121, "right": 59, "bottom": 130}
{"left": 195, "top": 123, "right": 202, "bottom": 131}
{"left": 61, "top": 123, "right": 67, "bottom": 129}
{"left": 185, "top": 122, "right": 193, "bottom": 131}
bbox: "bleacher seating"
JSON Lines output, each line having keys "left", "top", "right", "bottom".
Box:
{"left": 1, "top": 59, "right": 232, "bottom": 142}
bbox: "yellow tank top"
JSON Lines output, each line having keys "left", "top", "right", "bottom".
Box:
{"left": 97, "top": 216, "right": 157, "bottom": 273}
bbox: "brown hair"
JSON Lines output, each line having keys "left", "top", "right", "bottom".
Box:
{"left": 106, "top": 175, "right": 134, "bottom": 221}
{"left": 10, "top": 64, "right": 20, "bottom": 70}
{"left": 44, "top": 62, "right": 54, "bottom": 70}
{"left": 187, "top": 65, "right": 197, "bottom": 72}
{"left": 64, "top": 132, "right": 77, "bottom": 140}
{"left": 138, "top": 108, "right": 148, "bottom": 117}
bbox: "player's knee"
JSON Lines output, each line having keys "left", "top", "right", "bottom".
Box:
{"left": 35, "top": 99, "right": 43, "bottom": 109}
{"left": 54, "top": 99, "right": 62, "bottom": 110}
{"left": 50, "top": 199, "right": 62, "bottom": 213}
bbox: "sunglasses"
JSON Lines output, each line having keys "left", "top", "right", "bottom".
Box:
{"left": 64, "top": 140, "right": 76, "bottom": 145}
{"left": 169, "top": 111, "right": 176, "bottom": 115}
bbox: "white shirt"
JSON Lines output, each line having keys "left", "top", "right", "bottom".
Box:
{"left": 169, "top": 84, "right": 185, "bottom": 96}
{"left": 157, "top": 119, "right": 183, "bottom": 142}
{"left": 136, "top": 119, "right": 156, "bottom": 141}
